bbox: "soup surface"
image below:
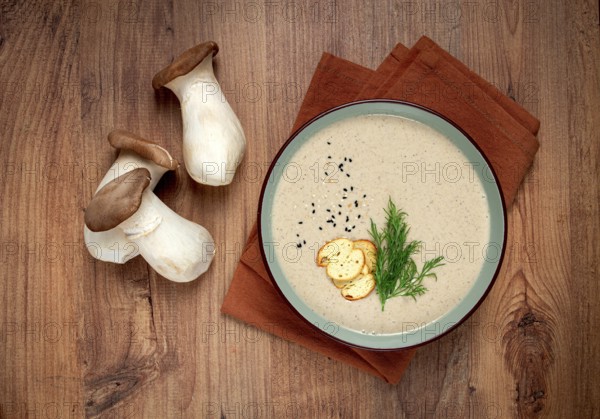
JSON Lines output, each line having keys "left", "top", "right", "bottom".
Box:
{"left": 270, "top": 114, "right": 492, "bottom": 334}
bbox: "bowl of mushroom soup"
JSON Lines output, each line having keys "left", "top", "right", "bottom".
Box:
{"left": 258, "top": 100, "right": 506, "bottom": 350}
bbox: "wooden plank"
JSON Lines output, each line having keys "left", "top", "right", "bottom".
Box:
{"left": 566, "top": 0, "right": 600, "bottom": 415}
{"left": 77, "top": 0, "right": 168, "bottom": 415}
{"left": 459, "top": 1, "right": 570, "bottom": 417}
{"left": 0, "top": 0, "right": 85, "bottom": 416}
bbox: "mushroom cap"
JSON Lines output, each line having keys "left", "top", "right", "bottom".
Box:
{"left": 108, "top": 129, "right": 179, "bottom": 170}
{"left": 85, "top": 168, "right": 151, "bottom": 232}
{"left": 152, "top": 41, "right": 219, "bottom": 90}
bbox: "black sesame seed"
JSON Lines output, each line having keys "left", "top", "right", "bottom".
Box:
{"left": 298, "top": 221, "right": 303, "bottom": 224}
{"left": 350, "top": 186, "right": 354, "bottom": 191}
{"left": 354, "top": 200, "right": 358, "bottom": 207}
{"left": 358, "top": 214, "right": 361, "bottom": 219}
{"left": 346, "top": 173, "right": 350, "bottom": 177}
{"left": 296, "top": 233, "right": 300, "bottom": 237}
{"left": 303, "top": 240, "right": 306, "bottom": 245}
{"left": 297, "top": 243, "right": 302, "bottom": 248}
{"left": 328, "top": 155, "right": 331, "bottom": 159}
{"left": 319, "top": 227, "right": 323, "bottom": 230}
{"left": 352, "top": 225, "right": 356, "bottom": 229}
{"left": 349, "top": 158, "right": 353, "bottom": 162}
{"left": 333, "top": 223, "right": 336, "bottom": 227}
{"left": 338, "top": 204, "right": 342, "bottom": 208}
{"left": 346, "top": 216, "right": 349, "bottom": 222}
{"left": 326, "top": 209, "right": 331, "bottom": 212}
{"left": 332, "top": 215, "right": 335, "bottom": 219}
{"left": 344, "top": 157, "right": 347, "bottom": 161}
{"left": 363, "top": 194, "right": 367, "bottom": 198}
{"left": 326, "top": 219, "right": 333, "bottom": 223}
{"left": 325, "top": 172, "right": 329, "bottom": 176}
{"left": 342, "top": 196, "right": 347, "bottom": 200}
{"left": 311, "top": 202, "right": 314, "bottom": 206}
{"left": 343, "top": 188, "right": 347, "bottom": 192}
{"left": 327, "top": 141, "right": 331, "bottom": 145}
{"left": 338, "top": 211, "right": 341, "bottom": 215}
{"left": 312, "top": 209, "right": 315, "bottom": 214}
{"left": 338, "top": 163, "right": 343, "bottom": 168}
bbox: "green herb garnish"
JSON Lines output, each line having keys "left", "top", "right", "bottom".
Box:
{"left": 369, "top": 198, "right": 445, "bottom": 310}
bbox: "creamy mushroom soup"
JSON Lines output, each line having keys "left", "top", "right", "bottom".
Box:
{"left": 270, "top": 114, "right": 492, "bottom": 334}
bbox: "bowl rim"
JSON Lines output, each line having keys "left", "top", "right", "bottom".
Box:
{"left": 257, "top": 99, "right": 508, "bottom": 351}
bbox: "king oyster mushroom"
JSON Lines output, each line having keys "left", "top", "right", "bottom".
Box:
{"left": 84, "top": 130, "right": 179, "bottom": 263}
{"left": 152, "top": 41, "right": 246, "bottom": 186}
{"left": 85, "top": 168, "right": 215, "bottom": 282}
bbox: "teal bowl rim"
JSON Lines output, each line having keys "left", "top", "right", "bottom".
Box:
{"left": 257, "top": 99, "right": 507, "bottom": 350}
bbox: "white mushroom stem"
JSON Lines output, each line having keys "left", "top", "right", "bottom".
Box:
{"left": 118, "top": 189, "right": 215, "bottom": 282}
{"left": 97, "top": 150, "right": 170, "bottom": 192}
{"left": 84, "top": 150, "right": 170, "bottom": 264}
{"left": 165, "top": 54, "right": 246, "bottom": 186}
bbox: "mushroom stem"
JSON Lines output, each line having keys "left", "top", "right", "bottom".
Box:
{"left": 98, "top": 150, "right": 171, "bottom": 191}
{"left": 118, "top": 190, "right": 215, "bottom": 282}
{"left": 162, "top": 51, "right": 246, "bottom": 186}
{"left": 83, "top": 228, "right": 138, "bottom": 264}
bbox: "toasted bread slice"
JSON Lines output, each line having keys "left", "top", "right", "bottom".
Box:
{"left": 341, "top": 273, "right": 375, "bottom": 301}
{"left": 326, "top": 248, "right": 365, "bottom": 281}
{"left": 361, "top": 263, "right": 369, "bottom": 275}
{"left": 353, "top": 240, "right": 377, "bottom": 273}
{"left": 316, "top": 238, "right": 353, "bottom": 267}
{"left": 332, "top": 277, "right": 352, "bottom": 289}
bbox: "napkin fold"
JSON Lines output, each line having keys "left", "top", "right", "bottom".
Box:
{"left": 222, "top": 36, "right": 540, "bottom": 383}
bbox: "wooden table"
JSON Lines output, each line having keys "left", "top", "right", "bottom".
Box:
{"left": 1, "top": 1, "right": 598, "bottom": 417}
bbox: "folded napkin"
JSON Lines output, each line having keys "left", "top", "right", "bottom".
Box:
{"left": 222, "top": 36, "right": 540, "bottom": 383}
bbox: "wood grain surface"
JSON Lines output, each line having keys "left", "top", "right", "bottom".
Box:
{"left": 1, "top": 0, "right": 598, "bottom": 417}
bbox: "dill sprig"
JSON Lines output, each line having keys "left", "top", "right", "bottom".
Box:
{"left": 369, "top": 198, "right": 445, "bottom": 311}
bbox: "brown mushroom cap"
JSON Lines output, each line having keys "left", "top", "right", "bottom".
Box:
{"left": 108, "top": 129, "right": 179, "bottom": 170}
{"left": 152, "top": 41, "right": 219, "bottom": 90}
{"left": 85, "top": 168, "right": 151, "bottom": 232}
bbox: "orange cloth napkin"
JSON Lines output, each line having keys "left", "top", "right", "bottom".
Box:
{"left": 222, "top": 36, "right": 540, "bottom": 383}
